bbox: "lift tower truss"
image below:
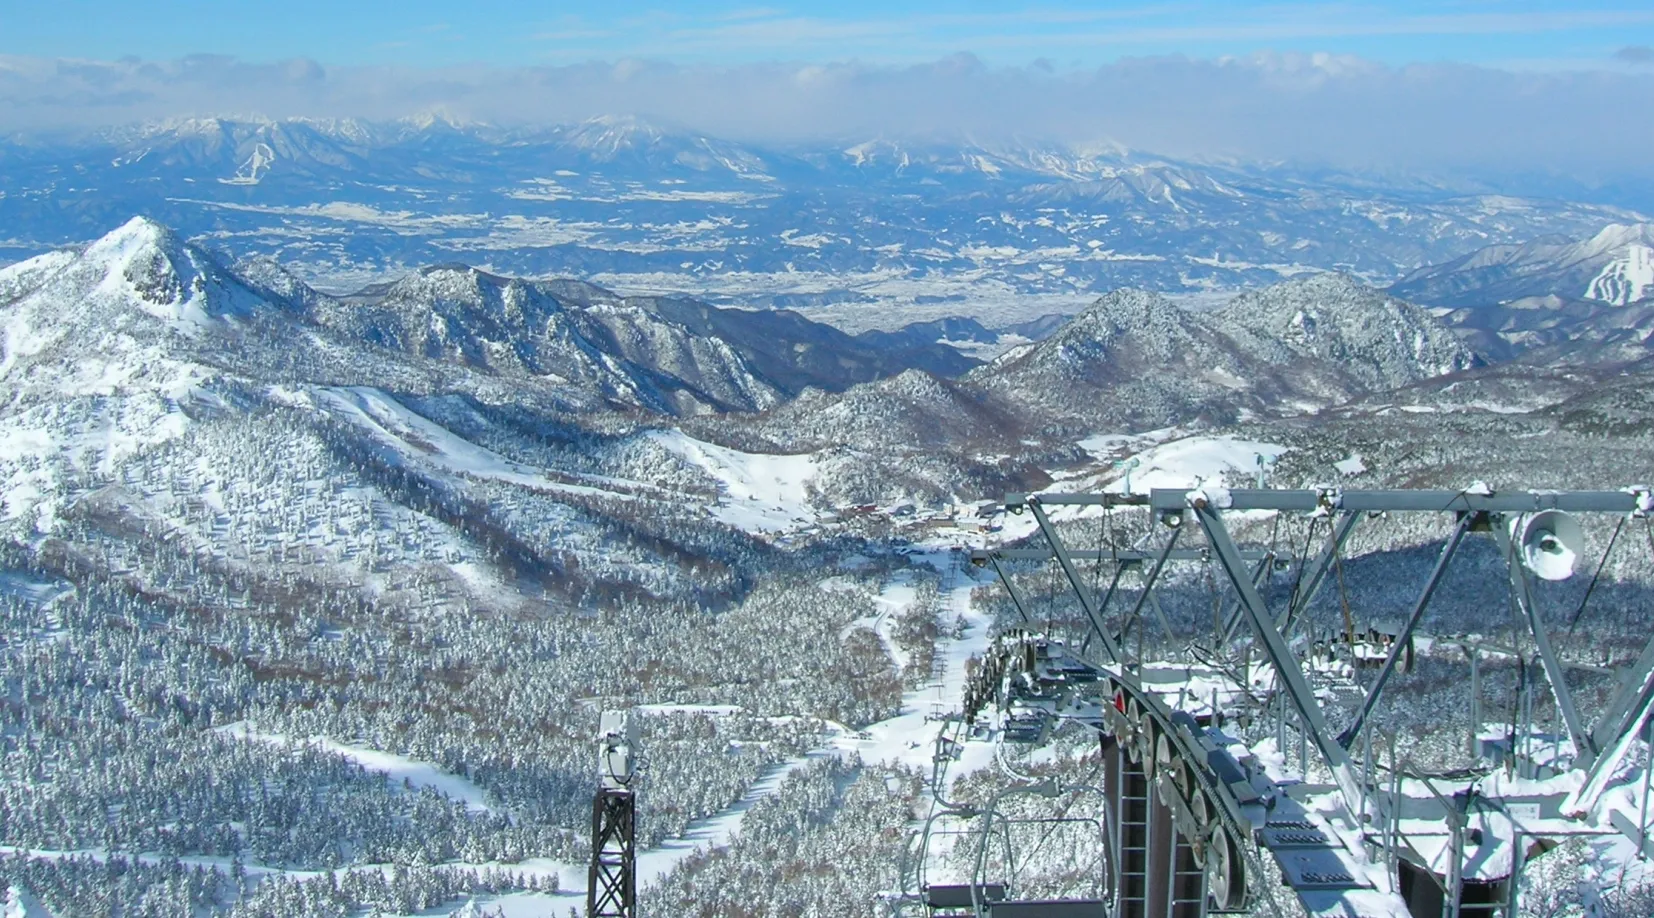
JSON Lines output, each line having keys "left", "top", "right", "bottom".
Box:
{"left": 589, "top": 711, "right": 639, "bottom": 918}
{"left": 967, "top": 484, "right": 1654, "bottom": 918}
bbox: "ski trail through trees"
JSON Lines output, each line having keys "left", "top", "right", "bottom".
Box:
{"left": 171, "top": 552, "right": 996, "bottom": 916}
{"left": 524, "top": 551, "right": 997, "bottom": 913}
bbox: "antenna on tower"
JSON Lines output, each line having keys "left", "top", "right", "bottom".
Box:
{"left": 588, "top": 710, "right": 639, "bottom": 918}
{"left": 1254, "top": 452, "right": 1276, "bottom": 489}
{"left": 1116, "top": 457, "right": 1140, "bottom": 495}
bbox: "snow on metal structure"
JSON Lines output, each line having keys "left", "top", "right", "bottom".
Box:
{"left": 961, "top": 485, "right": 1654, "bottom": 918}
{"left": 589, "top": 710, "right": 639, "bottom": 918}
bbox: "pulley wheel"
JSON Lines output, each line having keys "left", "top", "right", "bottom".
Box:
{"left": 1207, "top": 829, "right": 1247, "bottom": 910}
{"left": 1188, "top": 793, "right": 1212, "bottom": 867}
{"left": 1155, "top": 732, "right": 1180, "bottom": 800}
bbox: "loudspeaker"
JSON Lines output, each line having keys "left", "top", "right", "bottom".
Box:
{"left": 1515, "top": 510, "right": 1584, "bottom": 582}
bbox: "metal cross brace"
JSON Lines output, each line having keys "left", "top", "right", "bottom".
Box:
{"left": 1113, "top": 522, "right": 1183, "bottom": 652}
{"left": 1338, "top": 511, "right": 1474, "bottom": 749}
{"left": 1026, "top": 496, "right": 1126, "bottom": 664}
{"left": 1566, "top": 632, "right": 1654, "bottom": 815}
{"left": 985, "top": 552, "right": 1034, "bottom": 624}
{"left": 1492, "top": 520, "right": 1596, "bottom": 769}
{"left": 1192, "top": 500, "right": 1373, "bottom": 832}
{"left": 1217, "top": 551, "right": 1275, "bottom": 646}
{"left": 1278, "top": 511, "right": 1363, "bottom": 638}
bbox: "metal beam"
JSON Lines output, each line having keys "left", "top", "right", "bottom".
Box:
{"left": 1144, "top": 488, "right": 1643, "bottom": 514}
{"left": 1337, "top": 512, "right": 1474, "bottom": 749}
{"left": 1114, "top": 525, "right": 1182, "bottom": 652}
{"left": 1082, "top": 563, "right": 1128, "bottom": 658}
{"left": 972, "top": 548, "right": 1263, "bottom": 563}
{"left": 1216, "top": 552, "right": 1274, "bottom": 646}
{"left": 1144, "top": 589, "right": 1177, "bottom": 644}
{"left": 1014, "top": 488, "right": 1642, "bottom": 513}
{"left": 1005, "top": 492, "right": 1148, "bottom": 508}
{"left": 1191, "top": 501, "right": 1370, "bottom": 830}
{"left": 1591, "top": 632, "right": 1654, "bottom": 755}
{"left": 1492, "top": 522, "right": 1597, "bottom": 770}
{"left": 1026, "top": 497, "right": 1125, "bottom": 664}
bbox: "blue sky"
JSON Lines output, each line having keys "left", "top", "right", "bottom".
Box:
{"left": 6, "top": 1, "right": 1654, "bottom": 69}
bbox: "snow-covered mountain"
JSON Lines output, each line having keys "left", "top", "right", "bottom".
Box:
{"left": 1388, "top": 223, "right": 1654, "bottom": 361}
{"left": 2, "top": 117, "right": 1644, "bottom": 317}
{"left": 549, "top": 115, "right": 777, "bottom": 180}
{"left": 323, "top": 265, "right": 977, "bottom": 413}
{"left": 0, "top": 216, "right": 946, "bottom": 610}
{"left": 0, "top": 217, "right": 300, "bottom": 400}
{"left": 1392, "top": 223, "right": 1654, "bottom": 308}
{"left": 319, "top": 264, "right": 785, "bottom": 415}
{"left": 704, "top": 273, "right": 1486, "bottom": 506}
{"left": 974, "top": 274, "right": 1476, "bottom": 430}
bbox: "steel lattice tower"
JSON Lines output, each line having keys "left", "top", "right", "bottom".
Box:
{"left": 588, "top": 711, "right": 639, "bottom": 918}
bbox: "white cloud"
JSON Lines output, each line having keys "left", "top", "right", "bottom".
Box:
{"left": 0, "top": 52, "right": 1651, "bottom": 181}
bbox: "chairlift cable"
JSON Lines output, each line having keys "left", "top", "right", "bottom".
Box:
{"left": 1334, "top": 529, "right": 1356, "bottom": 648}
{"left": 1283, "top": 515, "right": 1322, "bottom": 633}
{"left": 1566, "top": 513, "right": 1624, "bottom": 635}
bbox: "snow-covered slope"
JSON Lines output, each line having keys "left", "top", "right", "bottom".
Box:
{"left": 327, "top": 265, "right": 977, "bottom": 414}
{"left": 974, "top": 273, "right": 1475, "bottom": 430}
{"left": 1392, "top": 223, "right": 1654, "bottom": 308}
{"left": 0, "top": 217, "right": 829, "bottom": 610}
{"left": 0, "top": 216, "right": 292, "bottom": 390}
{"left": 322, "top": 264, "right": 783, "bottom": 415}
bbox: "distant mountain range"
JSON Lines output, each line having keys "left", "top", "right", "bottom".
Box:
{"left": 1, "top": 116, "right": 1645, "bottom": 322}
{"left": 1392, "top": 223, "right": 1654, "bottom": 308}
{"left": 1388, "top": 223, "right": 1654, "bottom": 361}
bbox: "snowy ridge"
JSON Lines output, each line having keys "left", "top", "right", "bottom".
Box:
{"left": 1393, "top": 221, "right": 1654, "bottom": 309}
{"left": 972, "top": 273, "right": 1475, "bottom": 431}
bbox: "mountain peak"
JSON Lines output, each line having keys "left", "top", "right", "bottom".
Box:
{"left": 86, "top": 215, "right": 176, "bottom": 255}
{"left": 0, "top": 217, "right": 310, "bottom": 394}
{"left": 65, "top": 216, "right": 294, "bottom": 326}
{"left": 1069, "top": 288, "right": 1184, "bottom": 333}
{"left": 79, "top": 216, "right": 204, "bottom": 309}
{"left": 564, "top": 115, "right": 673, "bottom": 154}
{"left": 1586, "top": 223, "right": 1654, "bottom": 252}
{"left": 1219, "top": 273, "right": 1477, "bottom": 383}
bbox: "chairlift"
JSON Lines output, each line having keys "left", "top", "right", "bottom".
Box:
{"left": 909, "top": 818, "right": 1012, "bottom": 918}
{"left": 965, "top": 782, "right": 1114, "bottom": 918}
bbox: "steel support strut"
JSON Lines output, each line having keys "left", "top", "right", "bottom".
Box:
{"left": 985, "top": 553, "right": 1033, "bottom": 624}
{"left": 588, "top": 789, "right": 637, "bottom": 918}
{"left": 1115, "top": 524, "right": 1183, "bottom": 652}
{"left": 1566, "top": 632, "right": 1654, "bottom": 815}
{"left": 1217, "top": 552, "right": 1273, "bottom": 646}
{"left": 1492, "top": 521, "right": 1596, "bottom": 768}
{"left": 1191, "top": 501, "right": 1373, "bottom": 835}
{"left": 1338, "top": 512, "right": 1474, "bottom": 749}
{"left": 1027, "top": 496, "right": 1126, "bottom": 664}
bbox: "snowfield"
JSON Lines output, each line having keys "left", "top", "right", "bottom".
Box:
{"left": 646, "top": 429, "right": 821, "bottom": 532}
{"left": 1104, "top": 434, "right": 1290, "bottom": 494}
